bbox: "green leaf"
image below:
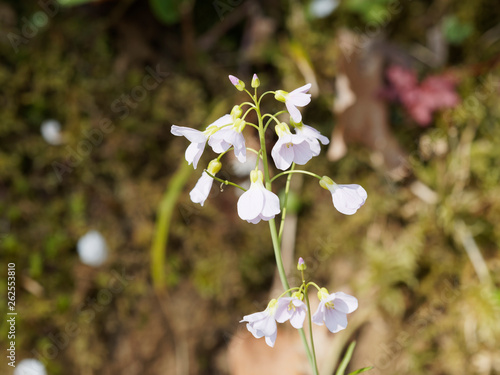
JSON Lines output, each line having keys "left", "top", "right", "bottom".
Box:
{"left": 335, "top": 341, "right": 356, "bottom": 375}
{"left": 442, "top": 15, "right": 473, "bottom": 45}
{"left": 336, "top": 341, "right": 373, "bottom": 375}
{"left": 149, "top": 0, "right": 184, "bottom": 25}
{"left": 348, "top": 367, "right": 374, "bottom": 375}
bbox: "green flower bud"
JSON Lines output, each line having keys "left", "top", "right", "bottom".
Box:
{"left": 251, "top": 73, "right": 260, "bottom": 88}
{"left": 207, "top": 159, "right": 222, "bottom": 175}
{"left": 297, "top": 257, "right": 307, "bottom": 271}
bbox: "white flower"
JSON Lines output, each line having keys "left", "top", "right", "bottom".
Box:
{"left": 14, "top": 359, "right": 47, "bottom": 375}
{"left": 275, "top": 83, "right": 312, "bottom": 123}
{"left": 293, "top": 122, "right": 330, "bottom": 157}
{"left": 41, "top": 119, "right": 63, "bottom": 145}
{"left": 189, "top": 159, "right": 221, "bottom": 206}
{"left": 77, "top": 230, "right": 108, "bottom": 267}
{"left": 312, "top": 289, "right": 358, "bottom": 333}
{"left": 320, "top": 176, "right": 367, "bottom": 215}
{"left": 171, "top": 114, "right": 232, "bottom": 169}
{"left": 275, "top": 294, "right": 307, "bottom": 329}
{"left": 240, "top": 299, "right": 278, "bottom": 347}
{"left": 237, "top": 170, "right": 280, "bottom": 224}
{"left": 208, "top": 115, "right": 247, "bottom": 163}
{"left": 271, "top": 122, "right": 315, "bottom": 170}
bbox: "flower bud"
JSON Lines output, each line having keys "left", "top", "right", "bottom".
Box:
{"left": 207, "top": 159, "right": 222, "bottom": 175}
{"left": 274, "top": 90, "right": 288, "bottom": 103}
{"left": 297, "top": 257, "right": 307, "bottom": 271}
{"left": 229, "top": 75, "right": 245, "bottom": 91}
{"left": 251, "top": 73, "right": 260, "bottom": 88}
{"left": 231, "top": 105, "right": 242, "bottom": 120}
{"left": 319, "top": 176, "right": 335, "bottom": 190}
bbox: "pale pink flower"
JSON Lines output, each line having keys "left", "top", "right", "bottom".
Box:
{"left": 271, "top": 123, "right": 315, "bottom": 170}
{"left": 320, "top": 176, "right": 367, "bottom": 215}
{"left": 275, "top": 295, "right": 307, "bottom": 329}
{"left": 237, "top": 170, "right": 280, "bottom": 224}
{"left": 189, "top": 160, "right": 222, "bottom": 206}
{"left": 293, "top": 122, "right": 330, "bottom": 156}
{"left": 171, "top": 114, "right": 232, "bottom": 169}
{"left": 208, "top": 118, "right": 246, "bottom": 163}
{"left": 275, "top": 83, "right": 312, "bottom": 123}
{"left": 240, "top": 299, "right": 278, "bottom": 347}
{"left": 312, "top": 289, "right": 358, "bottom": 333}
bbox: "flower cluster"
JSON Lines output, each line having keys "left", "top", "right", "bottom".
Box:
{"left": 241, "top": 259, "right": 358, "bottom": 347}
{"left": 170, "top": 74, "right": 367, "bottom": 220}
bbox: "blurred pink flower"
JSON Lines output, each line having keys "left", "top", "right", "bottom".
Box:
{"left": 386, "top": 65, "right": 460, "bottom": 126}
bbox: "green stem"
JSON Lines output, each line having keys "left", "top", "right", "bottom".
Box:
{"left": 278, "top": 163, "right": 295, "bottom": 243}
{"left": 204, "top": 170, "right": 246, "bottom": 191}
{"left": 305, "top": 286, "right": 320, "bottom": 375}
{"left": 253, "top": 93, "right": 318, "bottom": 375}
{"left": 270, "top": 169, "right": 322, "bottom": 183}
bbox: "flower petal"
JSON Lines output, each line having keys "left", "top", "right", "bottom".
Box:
{"left": 290, "top": 83, "right": 312, "bottom": 95}
{"left": 289, "top": 307, "right": 307, "bottom": 329}
{"left": 285, "top": 101, "right": 302, "bottom": 123}
{"left": 265, "top": 329, "right": 277, "bottom": 348}
{"left": 332, "top": 184, "right": 367, "bottom": 215}
{"left": 171, "top": 125, "right": 206, "bottom": 143}
{"left": 288, "top": 92, "right": 311, "bottom": 107}
{"left": 261, "top": 188, "right": 281, "bottom": 218}
{"left": 237, "top": 186, "right": 264, "bottom": 221}
{"left": 324, "top": 308, "right": 348, "bottom": 333}
{"left": 290, "top": 138, "right": 314, "bottom": 165}
{"left": 189, "top": 172, "right": 213, "bottom": 206}
{"left": 185, "top": 141, "right": 205, "bottom": 169}
{"left": 272, "top": 139, "right": 294, "bottom": 170}
{"left": 312, "top": 301, "right": 325, "bottom": 326}
{"left": 208, "top": 114, "right": 233, "bottom": 128}
{"left": 332, "top": 292, "right": 358, "bottom": 314}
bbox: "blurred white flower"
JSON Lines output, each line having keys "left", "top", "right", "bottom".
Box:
{"left": 14, "top": 359, "right": 47, "bottom": 375}
{"left": 309, "top": 0, "right": 339, "bottom": 19}
{"left": 77, "top": 230, "right": 108, "bottom": 267}
{"left": 40, "top": 119, "right": 63, "bottom": 145}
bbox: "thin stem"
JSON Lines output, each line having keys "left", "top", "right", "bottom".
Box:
{"left": 270, "top": 169, "right": 322, "bottom": 183}
{"left": 278, "top": 163, "right": 295, "bottom": 243}
{"left": 307, "top": 281, "right": 322, "bottom": 291}
{"left": 204, "top": 170, "right": 247, "bottom": 191}
{"left": 305, "top": 286, "right": 320, "bottom": 375}
{"left": 253, "top": 91, "right": 318, "bottom": 374}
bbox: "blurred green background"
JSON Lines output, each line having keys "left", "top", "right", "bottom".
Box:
{"left": 0, "top": 0, "right": 499, "bottom": 374}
